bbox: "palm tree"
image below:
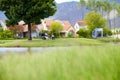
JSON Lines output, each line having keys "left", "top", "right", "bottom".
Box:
{"left": 116, "top": 4, "right": 120, "bottom": 16}
{"left": 95, "top": 1, "right": 101, "bottom": 12}
{"left": 111, "top": 2, "right": 118, "bottom": 29}
{"left": 111, "top": 1, "right": 119, "bottom": 38}
{"left": 102, "top": 1, "right": 112, "bottom": 29}
{"left": 79, "top": 0, "right": 86, "bottom": 20}
{"left": 86, "top": 0, "right": 96, "bottom": 12}
{"left": 95, "top": 1, "right": 106, "bottom": 16}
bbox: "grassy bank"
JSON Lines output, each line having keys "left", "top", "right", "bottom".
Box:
{"left": 0, "top": 45, "right": 120, "bottom": 80}
{"left": 0, "top": 38, "right": 104, "bottom": 47}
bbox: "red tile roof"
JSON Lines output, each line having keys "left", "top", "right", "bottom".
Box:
{"left": 76, "top": 21, "right": 86, "bottom": 26}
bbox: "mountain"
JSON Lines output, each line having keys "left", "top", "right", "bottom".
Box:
{"left": 49, "top": 1, "right": 120, "bottom": 27}
{"left": 49, "top": 1, "right": 85, "bottom": 25}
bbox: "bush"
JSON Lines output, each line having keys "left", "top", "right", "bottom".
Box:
{"left": 77, "top": 29, "right": 90, "bottom": 38}
{"left": 103, "top": 27, "right": 112, "bottom": 36}
{"left": 39, "top": 30, "right": 48, "bottom": 35}
{"left": 0, "top": 30, "right": 13, "bottom": 39}
{"left": 67, "top": 32, "right": 73, "bottom": 38}
{"left": 50, "top": 22, "right": 63, "bottom": 38}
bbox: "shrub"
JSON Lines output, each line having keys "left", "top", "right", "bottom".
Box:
{"left": 77, "top": 29, "right": 90, "bottom": 38}
{"left": 103, "top": 27, "right": 112, "bottom": 36}
{"left": 39, "top": 30, "right": 48, "bottom": 35}
{"left": 0, "top": 30, "right": 13, "bottom": 39}
{"left": 67, "top": 32, "right": 73, "bottom": 38}
{"left": 50, "top": 22, "right": 63, "bottom": 38}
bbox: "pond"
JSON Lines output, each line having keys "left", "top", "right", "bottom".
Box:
{"left": 0, "top": 47, "right": 69, "bottom": 54}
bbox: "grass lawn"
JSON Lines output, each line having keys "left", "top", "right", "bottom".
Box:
{"left": 0, "top": 45, "right": 120, "bottom": 80}
{"left": 0, "top": 38, "right": 105, "bottom": 47}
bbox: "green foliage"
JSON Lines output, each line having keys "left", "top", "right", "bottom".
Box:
{"left": 67, "top": 32, "right": 74, "bottom": 38}
{"left": 77, "top": 29, "right": 90, "bottom": 38}
{"left": 103, "top": 27, "right": 112, "bottom": 36}
{"left": 117, "top": 4, "right": 120, "bottom": 16}
{"left": 84, "top": 12, "right": 107, "bottom": 35}
{"left": 79, "top": 0, "right": 86, "bottom": 6}
{"left": 84, "top": 12, "right": 106, "bottom": 29}
{"left": 0, "top": 30, "right": 13, "bottom": 39}
{"left": 0, "top": 24, "right": 2, "bottom": 28}
{"left": 0, "top": 0, "right": 56, "bottom": 25}
{"left": 39, "top": 30, "right": 48, "bottom": 35}
{"left": 50, "top": 22, "right": 63, "bottom": 37}
{"left": 86, "top": 0, "right": 96, "bottom": 11}
{"left": 0, "top": 27, "right": 3, "bottom": 32}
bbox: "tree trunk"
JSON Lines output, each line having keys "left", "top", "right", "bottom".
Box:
{"left": 114, "top": 9, "right": 116, "bottom": 37}
{"left": 107, "top": 12, "right": 111, "bottom": 29}
{"left": 114, "top": 9, "right": 116, "bottom": 28}
{"left": 28, "top": 23, "right": 32, "bottom": 40}
{"left": 81, "top": 5, "right": 84, "bottom": 20}
{"left": 101, "top": 8, "right": 104, "bottom": 17}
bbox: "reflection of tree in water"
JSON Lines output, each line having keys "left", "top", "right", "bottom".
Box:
{"left": 27, "top": 47, "right": 31, "bottom": 54}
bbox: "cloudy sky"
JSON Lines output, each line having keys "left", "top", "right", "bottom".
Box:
{"left": 55, "top": 0, "right": 79, "bottom": 3}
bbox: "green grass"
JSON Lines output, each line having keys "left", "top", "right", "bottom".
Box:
{"left": 0, "top": 38, "right": 104, "bottom": 47}
{"left": 0, "top": 45, "right": 120, "bottom": 80}
{"left": 97, "top": 37, "right": 120, "bottom": 42}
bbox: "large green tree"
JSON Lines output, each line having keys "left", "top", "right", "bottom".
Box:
{"left": 0, "top": 0, "right": 56, "bottom": 40}
{"left": 84, "top": 12, "right": 107, "bottom": 35}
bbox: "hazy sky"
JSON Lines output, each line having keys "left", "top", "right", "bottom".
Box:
{"left": 55, "top": 0, "right": 79, "bottom": 3}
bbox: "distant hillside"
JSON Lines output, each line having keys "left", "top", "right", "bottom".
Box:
{"left": 49, "top": 1, "right": 120, "bottom": 28}
{"left": 49, "top": 1, "right": 86, "bottom": 25}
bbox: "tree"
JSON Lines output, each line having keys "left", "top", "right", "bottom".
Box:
{"left": 86, "top": 0, "right": 96, "bottom": 12}
{"left": 8, "top": 25, "right": 24, "bottom": 38}
{"left": 0, "top": 0, "right": 56, "bottom": 40}
{"left": 102, "top": 1, "right": 112, "bottom": 29}
{"left": 79, "top": 0, "right": 86, "bottom": 20}
{"left": 0, "top": 24, "right": 2, "bottom": 28}
{"left": 111, "top": 2, "right": 118, "bottom": 29}
{"left": 95, "top": 1, "right": 105, "bottom": 16}
{"left": 116, "top": 4, "right": 120, "bottom": 15}
{"left": 84, "top": 12, "right": 107, "bottom": 35}
{"left": 50, "top": 22, "right": 63, "bottom": 37}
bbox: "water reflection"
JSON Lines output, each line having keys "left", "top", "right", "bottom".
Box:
{"left": 0, "top": 47, "right": 67, "bottom": 54}
{"left": 0, "top": 48, "right": 28, "bottom": 54}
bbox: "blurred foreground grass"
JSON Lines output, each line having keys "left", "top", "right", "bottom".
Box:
{"left": 0, "top": 45, "right": 120, "bottom": 80}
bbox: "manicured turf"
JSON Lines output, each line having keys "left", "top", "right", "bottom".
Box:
{"left": 0, "top": 38, "right": 104, "bottom": 47}
{"left": 0, "top": 45, "right": 120, "bottom": 80}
